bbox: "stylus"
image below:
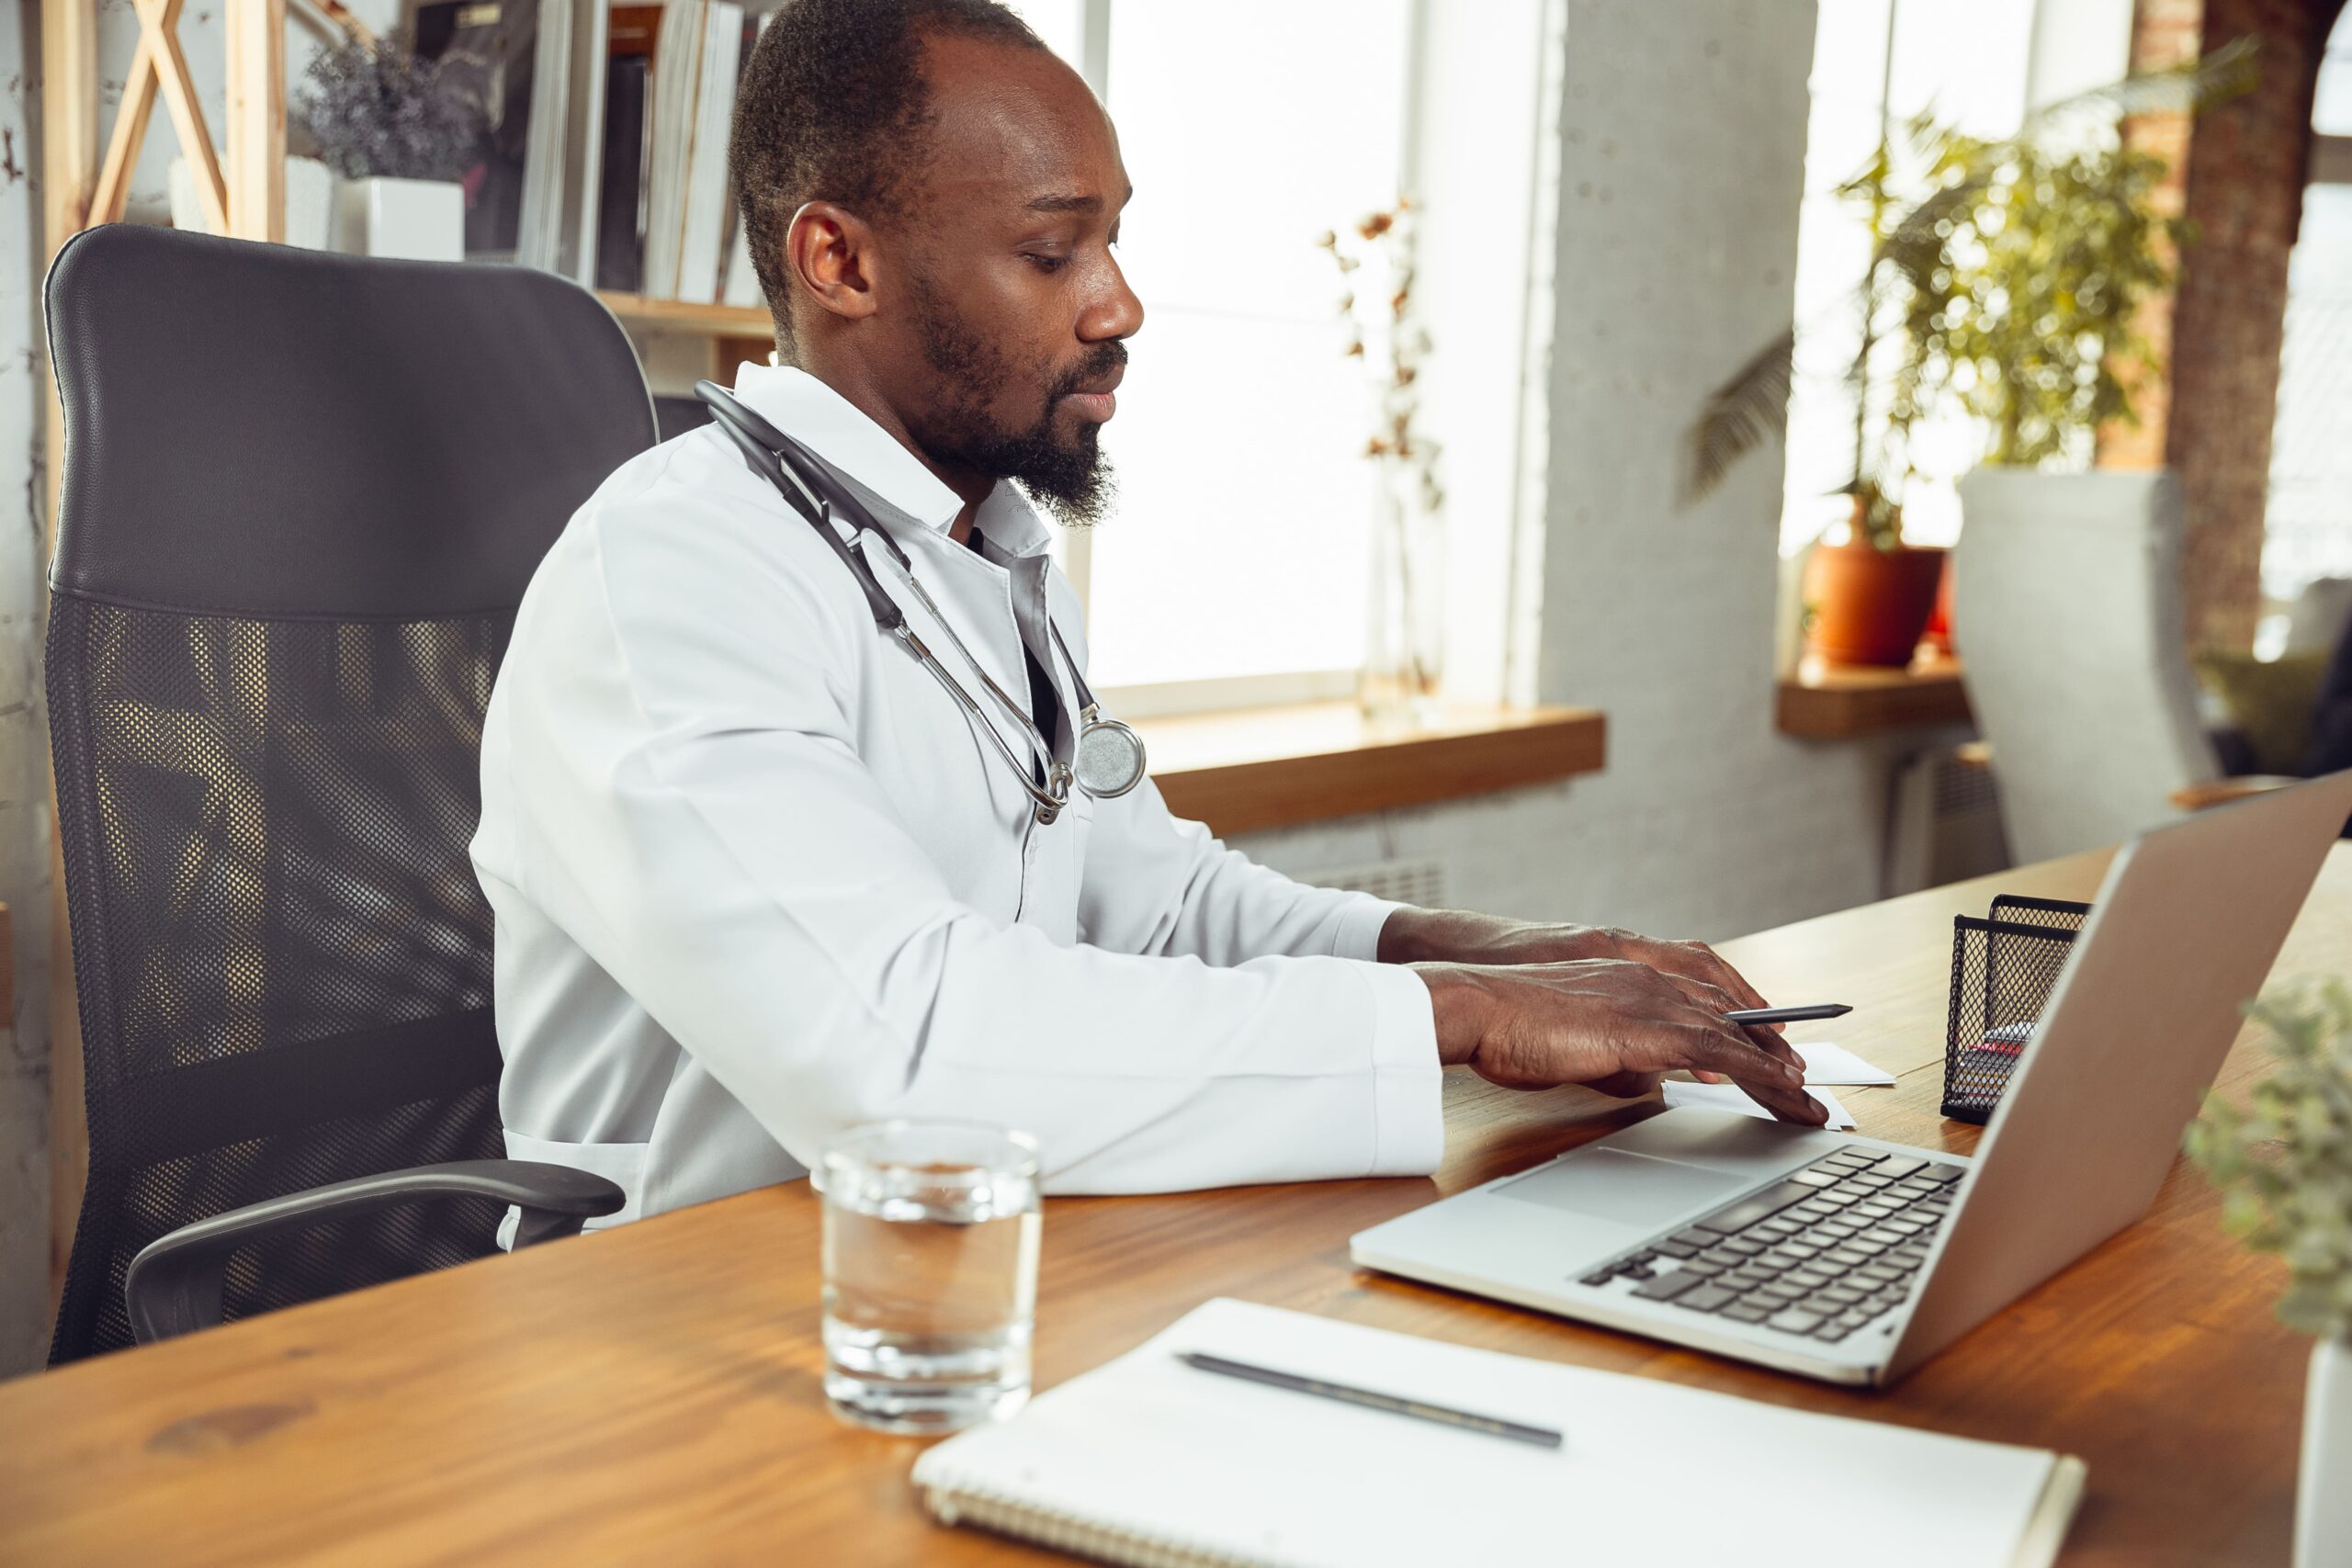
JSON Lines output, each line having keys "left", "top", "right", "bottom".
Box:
{"left": 1723, "top": 1003, "right": 1853, "bottom": 1024}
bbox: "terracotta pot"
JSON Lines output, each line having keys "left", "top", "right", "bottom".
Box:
{"left": 1802, "top": 536, "right": 1947, "bottom": 667}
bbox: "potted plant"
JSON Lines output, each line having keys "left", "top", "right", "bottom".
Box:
{"left": 299, "top": 38, "right": 481, "bottom": 263}
{"left": 1688, "top": 43, "right": 2253, "bottom": 668}
{"left": 2186, "top": 977, "right": 2352, "bottom": 1568}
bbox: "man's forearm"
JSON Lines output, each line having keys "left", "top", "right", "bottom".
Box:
{"left": 1375, "top": 906, "right": 1616, "bottom": 965}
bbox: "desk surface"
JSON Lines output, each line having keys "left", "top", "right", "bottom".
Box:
{"left": 5, "top": 845, "right": 2345, "bottom": 1565}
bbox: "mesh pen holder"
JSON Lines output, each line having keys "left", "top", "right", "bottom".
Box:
{"left": 1940, "top": 894, "right": 2091, "bottom": 1123}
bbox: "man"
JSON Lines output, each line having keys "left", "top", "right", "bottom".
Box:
{"left": 470, "top": 0, "right": 1820, "bottom": 1234}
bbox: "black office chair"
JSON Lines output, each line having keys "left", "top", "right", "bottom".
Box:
{"left": 42, "top": 226, "right": 651, "bottom": 1362}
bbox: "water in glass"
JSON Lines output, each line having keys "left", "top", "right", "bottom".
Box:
{"left": 820, "top": 1121, "right": 1042, "bottom": 1434}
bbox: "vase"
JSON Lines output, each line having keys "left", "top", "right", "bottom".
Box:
{"left": 1361, "top": 479, "right": 1445, "bottom": 722}
{"left": 2300, "top": 1337, "right": 2352, "bottom": 1568}
{"left": 331, "top": 177, "right": 465, "bottom": 264}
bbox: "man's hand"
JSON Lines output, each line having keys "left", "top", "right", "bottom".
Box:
{"left": 1410, "top": 958, "right": 1826, "bottom": 1124}
{"left": 1381, "top": 908, "right": 1818, "bottom": 1121}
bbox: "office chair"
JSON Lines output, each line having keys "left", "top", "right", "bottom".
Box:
{"left": 42, "top": 226, "right": 650, "bottom": 1362}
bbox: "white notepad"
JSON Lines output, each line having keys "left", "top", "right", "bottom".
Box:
{"left": 915, "top": 1298, "right": 2085, "bottom": 1568}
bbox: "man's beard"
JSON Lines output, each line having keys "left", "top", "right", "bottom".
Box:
{"left": 904, "top": 274, "right": 1120, "bottom": 527}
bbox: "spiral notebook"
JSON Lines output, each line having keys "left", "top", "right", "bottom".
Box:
{"left": 913, "top": 1299, "right": 2084, "bottom": 1568}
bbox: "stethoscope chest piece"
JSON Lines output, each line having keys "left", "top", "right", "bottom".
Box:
{"left": 1072, "top": 707, "right": 1148, "bottom": 799}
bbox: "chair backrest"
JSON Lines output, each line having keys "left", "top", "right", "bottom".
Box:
{"left": 42, "top": 225, "right": 655, "bottom": 1362}
{"left": 1952, "top": 468, "right": 2217, "bottom": 866}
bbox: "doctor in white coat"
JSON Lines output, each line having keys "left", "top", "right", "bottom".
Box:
{"left": 470, "top": 0, "right": 1822, "bottom": 1236}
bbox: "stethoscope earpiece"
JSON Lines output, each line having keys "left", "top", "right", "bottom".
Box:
{"left": 695, "top": 380, "right": 1146, "bottom": 824}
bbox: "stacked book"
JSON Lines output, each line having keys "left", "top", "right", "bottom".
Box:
{"left": 420, "top": 0, "right": 768, "bottom": 305}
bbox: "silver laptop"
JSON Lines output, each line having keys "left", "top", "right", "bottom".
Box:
{"left": 1351, "top": 770, "right": 2352, "bottom": 1386}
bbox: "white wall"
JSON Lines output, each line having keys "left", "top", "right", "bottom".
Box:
{"left": 0, "top": 0, "right": 49, "bottom": 1376}
{"left": 1235, "top": 0, "right": 1911, "bottom": 948}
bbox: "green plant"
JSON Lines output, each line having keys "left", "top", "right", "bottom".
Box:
{"left": 1686, "top": 39, "right": 2256, "bottom": 547}
{"left": 298, "top": 38, "right": 481, "bottom": 184}
{"left": 2185, "top": 977, "right": 2352, "bottom": 1344}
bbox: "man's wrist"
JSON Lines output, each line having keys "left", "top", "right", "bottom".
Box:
{"left": 1408, "top": 962, "right": 1489, "bottom": 1067}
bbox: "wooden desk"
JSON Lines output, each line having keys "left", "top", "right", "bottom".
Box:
{"left": 5, "top": 848, "right": 2345, "bottom": 1565}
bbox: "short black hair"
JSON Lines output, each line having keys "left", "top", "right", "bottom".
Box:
{"left": 729, "top": 0, "right": 1048, "bottom": 346}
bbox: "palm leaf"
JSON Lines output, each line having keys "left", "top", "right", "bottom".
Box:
{"left": 1685, "top": 329, "right": 1794, "bottom": 504}
{"left": 2024, "top": 34, "right": 2258, "bottom": 127}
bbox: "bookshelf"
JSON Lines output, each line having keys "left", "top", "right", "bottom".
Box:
{"left": 597, "top": 293, "right": 771, "bottom": 336}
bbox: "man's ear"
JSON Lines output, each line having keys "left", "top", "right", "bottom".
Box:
{"left": 785, "top": 201, "right": 881, "bottom": 325}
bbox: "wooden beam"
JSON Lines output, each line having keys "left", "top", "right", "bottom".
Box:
{"left": 39, "top": 0, "right": 98, "bottom": 1332}
{"left": 224, "top": 0, "right": 287, "bottom": 243}
{"left": 142, "top": 0, "right": 231, "bottom": 233}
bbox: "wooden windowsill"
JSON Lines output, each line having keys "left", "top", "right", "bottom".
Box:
{"left": 1775, "top": 652, "right": 1973, "bottom": 739}
{"left": 1138, "top": 701, "right": 1606, "bottom": 837}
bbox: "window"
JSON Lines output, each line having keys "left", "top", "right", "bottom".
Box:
{"left": 1007, "top": 0, "right": 1542, "bottom": 713}
{"left": 2259, "top": 17, "right": 2352, "bottom": 608}
{"left": 1781, "top": 0, "right": 2050, "bottom": 556}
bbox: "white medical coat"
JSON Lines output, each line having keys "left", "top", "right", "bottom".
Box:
{"left": 471, "top": 363, "right": 1443, "bottom": 1233}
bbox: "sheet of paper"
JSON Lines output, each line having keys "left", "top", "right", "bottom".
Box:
{"left": 1787, "top": 1040, "right": 1897, "bottom": 1087}
{"left": 1663, "top": 1077, "right": 1858, "bottom": 1130}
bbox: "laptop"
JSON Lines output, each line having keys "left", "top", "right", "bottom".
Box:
{"left": 1351, "top": 770, "right": 2352, "bottom": 1386}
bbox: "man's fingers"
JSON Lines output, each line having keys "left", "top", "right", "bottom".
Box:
{"left": 1739, "top": 1077, "right": 1830, "bottom": 1126}
{"left": 1677, "top": 1022, "right": 1805, "bottom": 1089}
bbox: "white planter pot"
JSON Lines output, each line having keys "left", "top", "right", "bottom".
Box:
{"left": 331, "top": 177, "right": 464, "bottom": 264}
{"left": 2301, "top": 1337, "right": 2352, "bottom": 1568}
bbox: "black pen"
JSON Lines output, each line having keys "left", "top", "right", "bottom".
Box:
{"left": 1175, "top": 1351, "right": 1564, "bottom": 1450}
{"left": 1724, "top": 1003, "right": 1851, "bottom": 1025}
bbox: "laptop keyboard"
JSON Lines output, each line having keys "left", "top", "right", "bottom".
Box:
{"left": 1576, "top": 1145, "right": 1966, "bottom": 1343}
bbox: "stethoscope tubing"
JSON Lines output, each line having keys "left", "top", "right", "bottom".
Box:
{"left": 695, "top": 380, "right": 1140, "bottom": 823}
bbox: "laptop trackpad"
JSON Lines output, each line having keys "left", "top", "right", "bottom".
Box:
{"left": 1495, "top": 1147, "right": 1747, "bottom": 1229}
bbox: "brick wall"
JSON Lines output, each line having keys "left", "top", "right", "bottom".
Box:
{"left": 2114, "top": 0, "right": 2346, "bottom": 651}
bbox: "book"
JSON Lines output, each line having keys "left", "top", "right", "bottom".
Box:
{"left": 913, "top": 1298, "right": 2086, "bottom": 1568}
{"left": 640, "top": 0, "right": 709, "bottom": 299}
{"left": 594, "top": 6, "right": 662, "bottom": 294}
{"left": 673, "top": 0, "right": 744, "bottom": 303}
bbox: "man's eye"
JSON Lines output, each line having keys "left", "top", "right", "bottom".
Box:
{"left": 1026, "top": 254, "right": 1068, "bottom": 275}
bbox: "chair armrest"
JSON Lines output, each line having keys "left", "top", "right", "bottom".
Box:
{"left": 125, "top": 1159, "right": 626, "bottom": 1345}
{"left": 2169, "top": 774, "right": 2302, "bottom": 812}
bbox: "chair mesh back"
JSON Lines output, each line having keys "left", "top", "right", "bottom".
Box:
{"left": 42, "top": 227, "right": 657, "bottom": 1361}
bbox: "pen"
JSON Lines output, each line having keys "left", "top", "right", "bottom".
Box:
{"left": 1724, "top": 1003, "right": 1852, "bottom": 1025}
{"left": 1174, "top": 1351, "right": 1565, "bottom": 1450}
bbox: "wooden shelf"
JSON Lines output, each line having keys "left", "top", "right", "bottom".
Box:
{"left": 1776, "top": 653, "right": 1972, "bottom": 739}
{"left": 1140, "top": 701, "right": 1606, "bottom": 838}
{"left": 595, "top": 292, "right": 773, "bottom": 336}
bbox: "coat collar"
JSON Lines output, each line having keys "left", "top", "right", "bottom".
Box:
{"left": 727, "top": 362, "right": 1054, "bottom": 559}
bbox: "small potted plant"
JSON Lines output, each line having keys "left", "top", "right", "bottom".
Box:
{"left": 2185, "top": 977, "right": 2352, "bottom": 1568}
{"left": 299, "top": 37, "right": 481, "bottom": 263}
{"left": 1687, "top": 44, "right": 2252, "bottom": 668}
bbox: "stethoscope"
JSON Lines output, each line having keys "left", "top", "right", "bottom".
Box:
{"left": 695, "top": 380, "right": 1147, "bottom": 827}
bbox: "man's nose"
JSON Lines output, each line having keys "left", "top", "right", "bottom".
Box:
{"left": 1080, "top": 257, "right": 1145, "bottom": 343}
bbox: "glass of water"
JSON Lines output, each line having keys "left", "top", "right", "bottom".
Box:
{"left": 820, "top": 1119, "right": 1043, "bottom": 1434}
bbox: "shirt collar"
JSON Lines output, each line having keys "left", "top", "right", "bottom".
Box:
{"left": 727, "top": 362, "right": 1053, "bottom": 558}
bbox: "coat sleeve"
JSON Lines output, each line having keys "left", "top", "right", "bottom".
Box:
{"left": 1054, "top": 600, "right": 1402, "bottom": 967}
{"left": 494, "top": 479, "right": 1443, "bottom": 1195}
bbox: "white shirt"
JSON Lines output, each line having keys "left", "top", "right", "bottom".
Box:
{"left": 471, "top": 363, "right": 1443, "bottom": 1233}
